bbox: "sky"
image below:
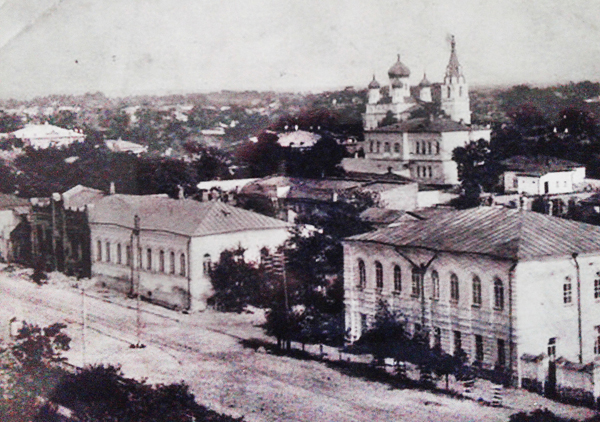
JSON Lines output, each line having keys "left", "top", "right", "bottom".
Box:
{"left": 0, "top": 0, "right": 599, "bottom": 99}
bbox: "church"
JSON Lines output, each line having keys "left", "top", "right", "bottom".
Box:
{"left": 359, "top": 37, "right": 491, "bottom": 185}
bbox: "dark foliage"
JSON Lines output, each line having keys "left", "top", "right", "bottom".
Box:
{"left": 12, "top": 322, "right": 71, "bottom": 370}
{"left": 508, "top": 409, "right": 579, "bottom": 422}
{"left": 45, "top": 364, "right": 243, "bottom": 422}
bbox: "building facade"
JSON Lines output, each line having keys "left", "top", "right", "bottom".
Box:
{"left": 501, "top": 156, "right": 586, "bottom": 195}
{"left": 343, "top": 207, "right": 600, "bottom": 383}
{"left": 89, "top": 195, "right": 290, "bottom": 311}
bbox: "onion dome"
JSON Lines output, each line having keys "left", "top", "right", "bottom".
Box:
{"left": 391, "top": 79, "right": 404, "bottom": 88}
{"left": 419, "top": 73, "right": 432, "bottom": 87}
{"left": 368, "top": 75, "right": 380, "bottom": 89}
{"left": 388, "top": 54, "right": 410, "bottom": 78}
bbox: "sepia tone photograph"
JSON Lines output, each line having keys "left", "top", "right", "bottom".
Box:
{"left": 0, "top": 1, "right": 599, "bottom": 420}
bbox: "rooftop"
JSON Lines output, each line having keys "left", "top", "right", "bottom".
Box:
{"left": 62, "top": 185, "right": 105, "bottom": 209}
{"left": 371, "top": 117, "right": 471, "bottom": 133}
{"left": 347, "top": 207, "right": 600, "bottom": 261}
{"left": 501, "top": 155, "right": 584, "bottom": 176}
{"left": 89, "top": 195, "right": 289, "bottom": 237}
{"left": 359, "top": 208, "right": 405, "bottom": 225}
{"left": 0, "top": 194, "right": 29, "bottom": 211}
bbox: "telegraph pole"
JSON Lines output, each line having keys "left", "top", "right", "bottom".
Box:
{"left": 131, "top": 214, "right": 145, "bottom": 349}
{"left": 81, "top": 280, "right": 87, "bottom": 366}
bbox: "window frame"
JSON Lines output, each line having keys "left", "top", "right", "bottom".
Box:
{"left": 472, "top": 275, "right": 482, "bottom": 307}
{"left": 450, "top": 273, "right": 460, "bottom": 303}
{"left": 563, "top": 276, "right": 573, "bottom": 304}
{"left": 357, "top": 259, "right": 366, "bottom": 290}
{"left": 431, "top": 270, "right": 440, "bottom": 300}
{"left": 411, "top": 268, "right": 422, "bottom": 298}
{"left": 375, "top": 261, "right": 383, "bottom": 291}
{"left": 393, "top": 265, "right": 402, "bottom": 293}
{"left": 494, "top": 277, "right": 504, "bottom": 311}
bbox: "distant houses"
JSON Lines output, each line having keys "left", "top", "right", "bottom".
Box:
{"left": 8, "top": 123, "right": 85, "bottom": 149}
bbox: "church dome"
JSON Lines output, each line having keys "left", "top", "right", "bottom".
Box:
{"left": 388, "top": 55, "right": 410, "bottom": 78}
{"left": 368, "top": 75, "right": 380, "bottom": 89}
{"left": 419, "top": 73, "right": 432, "bottom": 87}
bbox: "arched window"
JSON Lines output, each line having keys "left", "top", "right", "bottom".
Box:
{"left": 415, "top": 141, "right": 420, "bottom": 154}
{"left": 450, "top": 273, "right": 459, "bottom": 303}
{"left": 203, "top": 254, "right": 212, "bottom": 275}
{"left": 369, "top": 141, "right": 374, "bottom": 153}
{"left": 494, "top": 277, "right": 504, "bottom": 310}
{"left": 384, "top": 142, "right": 390, "bottom": 153}
{"left": 472, "top": 275, "right": 482, "bottom": 306}
{"left": 411, "top": 268, "right": 422, "bottom": 297}
{"left": 180, "top": 253, "right": 186, "bottom": 276}
{"left": 97, "top": 240, "right": 102, "bottom": 261}
{"left": 459, "top": 86, "right": 463, "bottom": 97}
{"left": 431, "top": 270, "right": 440, "bottom": 299}
{"left": 146, "top": 248, "right": 152, "bottom": 271}
{"left": 170, "top": 251, "right": 175, "bottom": 274}
{"left": 357, "top": 259, "right": 366, "bottom": 289}
{"left": 435, "top": 141, "right": 440, "bottom": 154}
{"left": 376, "top": 141, "right": 381, "bottom": 153}
{"left": 137, "top": 247, "right": 142, "bottom": 268}
{"left": 447, "top": 86, "right": 451, "bottom": 98}
{"left": 126, "top": 245, "right": 132, "bottom": 266}
{"left": 116, "top": 243, "right": 122, "bottom": 265}
{"left": 393, "top": 265, "right": 401, "bottom": 292}
{"left": 563, "top": 276, "right": 572, "bottom": 304}
{"left": 427, "top": 142, "right": 432, "bottom": 155}
{"left": 159, "top": 250, "right": 165, "bottom": 272}
{"left": 105, "top": 242, "right": 111, "bottom": 263}
{"left": 375, "top": 261, "right": 383, "bottom": 290}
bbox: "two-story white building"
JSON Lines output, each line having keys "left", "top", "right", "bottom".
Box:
{"left": 344, "top": 207, "right": 600, "bottom": 383}
{"left": 88, "top": 194, "right": 290, "bottom": 311}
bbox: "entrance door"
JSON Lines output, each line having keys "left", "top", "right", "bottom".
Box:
{"left": 544, "top": 181, "right": 549, "bottom": 194}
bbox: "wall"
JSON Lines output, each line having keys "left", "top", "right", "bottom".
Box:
{"left": 377, "top": 183, "right": 419, "bottom": 211}
{"left": 514, "top": 254, "right": 600, "bottom": 365}
{"left": 0, "top": 209, "right": 19, "bottom": 261}
{"left": 344, "top": 240, "right": 516, "bottom": 371}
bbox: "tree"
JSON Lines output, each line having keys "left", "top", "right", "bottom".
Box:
{"left": 12, "top": 322, "right": 71, "bottom": 370}
{"left": 452, "top": 139, "right": 502, "bottom": 208}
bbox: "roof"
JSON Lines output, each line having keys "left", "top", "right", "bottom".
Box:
{"left": 388, "top": 55, "right": 411, "bottom": 78}
{"left": 372, "top": 117, "right": 470, "bottom": 133}
{"left": 89, "top": 194, "right": 289, "bottom": 237}
{"left": 11, "top": 124, "right": 83, "bottom": 139}
{"left": 347, "top": 207, "right": 600, "bottom": 261}
{"left": 277, "top": 130, "right": 321, "bottom": 148}
{"left": 419, "top": 73, "right": 432, "bottom": 87}
{"left": 61, "top": 185, "right": 105, "bottom": 209}
{"left": 501, "top": 156, "right": 584, "bottom": 176}
{"left": 368, "top": 76, "right": 380, "bottom": 89}
{"left": 105, "top": 139, "right": 148, "bottom": 154}
{"left": 359, "top": 208, "right": 405, "bottom": 225}
{"left": 0, "top": 194, "right": 29, "bottom": 211}
{"left": 444, "top": 36, "right": 464, "bottom": 80}
{"left": 197, "top": 178, "right": 258, "bottom": 191}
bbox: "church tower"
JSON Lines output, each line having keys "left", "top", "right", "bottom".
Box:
{"left": 388, "top": 55, "right": 411, "bottom": 104}
{"left": 367, "top": 75, "right": 381, "bottom": 104}
{"left": 441, "top": 36, "right": 471, "bottom": 124}
{"left": 418, "top": 73, "right": 432, "bottom": 103}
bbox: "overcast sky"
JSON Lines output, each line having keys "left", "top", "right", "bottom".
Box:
{"left": 0, "top": 0, "right": 599, "bottom": 99}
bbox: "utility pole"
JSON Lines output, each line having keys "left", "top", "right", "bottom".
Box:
{"left": 81, "top": 280, "right": 87, "bottom": 366}
{"left": 131, "top": 215, "right": 145, "bottom": 349}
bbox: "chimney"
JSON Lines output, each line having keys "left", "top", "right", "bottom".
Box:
{"left": 109, "top": 181, "right": 116, "bottom": 195}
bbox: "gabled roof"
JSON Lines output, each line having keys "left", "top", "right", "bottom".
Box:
{"left": 347, "top": 207, "right": 600, "bottom": 261}
{"left": 501, "top": 156, "right": 584, "bottom": 176}
{"left": 359, "top": 208, "right": 405, "bottom": 225}
{"left": 89, "top": 194, "right": 289, "bottom": 237}
{"left": 11, "top": 124, "right": 82, "bottom": 139}
{"left": 372, "top": 117, "right": 470, "bottom": 133}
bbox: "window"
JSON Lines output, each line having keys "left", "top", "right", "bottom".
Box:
{"left": 393, "top": 265, "right": 402, "bottom": 292}
{"left": 376, "top": 141, "right": 381, "bottom": 153}
{"left": 447, "top": 86, "right": 451, "bottom": 98}
{"left": 454, "top": 331, "right": 462, "bottom": 355}
{"left": 357, "top": 259, "right": 366, "bottom": 289}
{"left": 472, "top": 275, "right": 482, "bottom": 306}
{"left": 360, "top": 314, "right": 368, "bottom": 335}
{"left": 498, "top": 339, "right": 506, "bottom": 366}
{"left": 97, "top": 240, "right": 102, "bottom": 261}
{"left": 415, "top": 141, "right": 420, "bottom": 155}
{"left": 384, "top": 142, "right": 390, "bottom": 153}
{"left": 170, "top": 251, "right": 176, "bottom": 274}
{"left": 180, "top": 253, "right": 186, "bottom": 276}
{"left": 126, "top": 245, "right": 132, "bottom": 266}
{"left": 595, "top": 274, "right": 600, "bottom": 299}
{"left": 369, "top": 141, "right": 374, "bottom": 153}
{"left": 513, "top": 177, "right": 519, "bottom": 188}
{"left": 416, "top": 167, "right": 421, "bottom": 178}
{"left": 394, "top": 143, "right": 400, "bottom": 153}
{"left": 563, "top": 276, "right": 572, "bottom": 304}
{"left": 117, "top": 243, "right": 122, "bottom": 265}
{"left": 428, "top": 166, "right": 432, "bottom": 178}
{"left": 427, "top": 142, "right": 432, "bottom": 155}
{"left": 203, "top": 254, "right": 212, "bottom": 275}
{"left": 494, "top": 277, "right": 504, "bottom": 310}
{"left": 105, "top": 242, "right": 111, "bottom": 263}
{"left": 411, "top": 268, "right": 422, "bottom": 297}
{"left": 146, "top": 248, "right": 152, "bottom": 271}
{"left": 459, "top": 86, "right": 463, "bottom": 97}
{"left": 159, "top": 250, "right": 165, "bottom": 273}
{"left": 434, "top": 327, "right": 442, "bottom": 349}
{"left": 375, "top": 261, "right": 383, "bottom": 290}
{"left": 548, "top": 337, "right": 556, "bottom": 360}
{"left": 435, "top": 141, "right": 440, "bottom": 155}
{"left": 450, "top": 273, "right": 459, "bottom": 303}
{"left": 475, "top": 335, "right": 484, "bottom": 362}
{"left": 431, "top": 270, "right": 440, "bottom": 300}
{"left": 595, "top": 327, "right": 600, "bottom": 355}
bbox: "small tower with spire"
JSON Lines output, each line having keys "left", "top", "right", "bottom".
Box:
{"left": 388, "top": 54, "right": 411, "bottom": 104}
{"left": 441, "top": 36, "right": 471, "bottom": 124}
{"left": 418, "top": 72, "right": 432, "bottom": 103}
{"left": 367, "top": 75, "right": 381, "bottom": 104}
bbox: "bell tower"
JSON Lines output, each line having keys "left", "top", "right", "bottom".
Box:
{"left": 441, "top": 36, "right": 471, "bottom": 124}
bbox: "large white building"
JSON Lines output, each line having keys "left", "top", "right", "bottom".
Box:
{"left": 89, "top": 195, "right": 290, "bottom": 311}
{"left": 343, "top": 207, "right": 600, "bottom": 383}
{"left": 359, "top": 37, "right": 490, "bottom": 185}
{"left": 9, "top": 123, "right": 85, "bottom": 149}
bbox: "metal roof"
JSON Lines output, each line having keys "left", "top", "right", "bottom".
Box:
{"left": 501, "top": 156, "right": 584, "bottom": 175}
{"left": 347, "top": 207, "right": 600, "bottom": 261}
{"left": 370, "top": 117, "right": 470, "bottom": 133}
{"left": 359, "top": 208, "right": 405, "bottom": 225}
{"left": 89, "top": 194, "right": 289, "bottom": 237}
